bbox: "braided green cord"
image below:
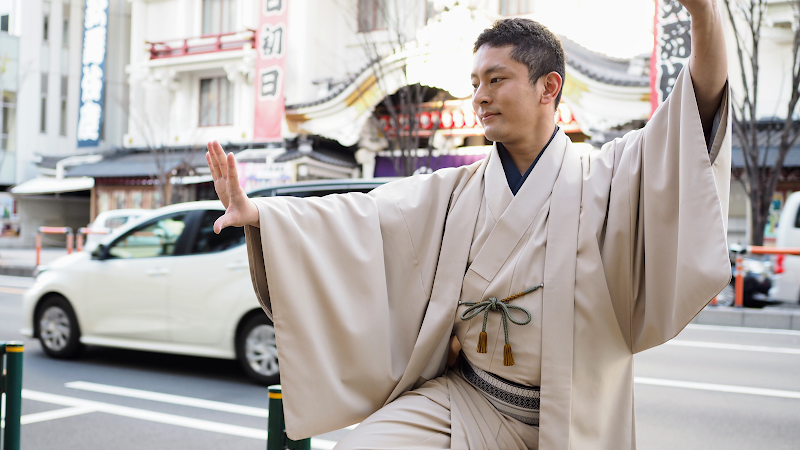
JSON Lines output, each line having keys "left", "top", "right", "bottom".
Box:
{"left": 459, "top": 284, "right": 542, "bottom": 348}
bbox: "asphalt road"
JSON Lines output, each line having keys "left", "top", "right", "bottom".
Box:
{"left": 1, "top": 274, "right": 799, "bottom": 449}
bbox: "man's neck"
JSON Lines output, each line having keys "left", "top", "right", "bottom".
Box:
{"left": 501, "top": 122, "right": 558, "bottom": 174}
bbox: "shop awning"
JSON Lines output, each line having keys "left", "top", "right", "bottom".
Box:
{"left": 10, "top": 177, "right": 95, "bottom": 195}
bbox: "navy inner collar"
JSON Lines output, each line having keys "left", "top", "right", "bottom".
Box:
{"left": 497, "top": 126, "right": 559, "bottom": 195}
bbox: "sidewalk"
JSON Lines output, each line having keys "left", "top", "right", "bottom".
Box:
{"left": 0, "top": 248, "right": 71, "bottom": 277}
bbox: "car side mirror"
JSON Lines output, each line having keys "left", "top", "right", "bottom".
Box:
{"left": 91, "top": 243, "right": 107, "bottom": 260}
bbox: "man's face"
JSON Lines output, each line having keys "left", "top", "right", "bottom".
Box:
{"left": 471, "top": 45, "right": 543, "bottom": 145}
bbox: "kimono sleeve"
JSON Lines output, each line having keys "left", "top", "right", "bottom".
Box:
{"left": 242, "top": 168, "right": 472, "bottom": 439}
{"left": 601, "top": 65, "right": 733, "bottom": 354}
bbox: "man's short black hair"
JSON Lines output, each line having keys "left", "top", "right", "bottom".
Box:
{"left": 473, "top": 18, "right": 566, "bottom": 109}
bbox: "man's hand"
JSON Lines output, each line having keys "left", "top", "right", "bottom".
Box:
{"left": 677, "top": 0, "right": 727, "bottom": 137}
{"left": 206, "top": 141, "right": 260, "bottom": 233}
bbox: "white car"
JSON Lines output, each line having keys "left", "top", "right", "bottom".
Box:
{"left": 22, "top": 179, "right": 391, "bottom": 385}
{"left": 83, "top": 209, "right": 151, "bottom": 253}
{"left": 22, "top": 201, "right": 279, "bottom": 385}
{"left": 770, "top": 191, "right": 800, "bottom": 304}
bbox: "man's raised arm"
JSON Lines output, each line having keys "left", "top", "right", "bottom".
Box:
{"left": 680, "top": 0, "right": 728, "bottom": 137}
{"left": 206, "top": 140, "right": 260, "bottom": 233}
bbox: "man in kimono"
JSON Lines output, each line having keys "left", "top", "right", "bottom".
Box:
{"left": 205, "top": 0, "right": 730, "bottom": 447}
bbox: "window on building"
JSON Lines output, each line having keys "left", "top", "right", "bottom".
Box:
{"left": 1, "top": 91, "right": 16, "bottom": 151}
{"left": 199, "top": 77, "right": 233, "bottom": 127}
{"left": 43, "top": 14, "right": 49, "bottom": 41}
{"left": 358, "top": 0, "right": 386, "bottom": 32}
{"left": 1, "top": 15, "right": 9, "bottom": 32}
{"left": 499, "top": 0, "right": 533, "bottom": 15}
{"left": 40, "top": 74, "right": 48, "bottom": 133}
{"left": 202, "top": 0, "right": 236, "bottom": 35}
{"left": 62, "top": 5, "right": 70, "bottom": 47}
{"left": 59, "top": 76, "right": 68, "bottom": 136}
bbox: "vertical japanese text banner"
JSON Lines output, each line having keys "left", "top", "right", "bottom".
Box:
{"left": 77, "top": 0, "right": 109, "bottom": 147}
{"left": 254, "top": 0, "right": 288, "bottom": 142}
{"left": 650, "top": 0, "right": 691, "bottom": 116}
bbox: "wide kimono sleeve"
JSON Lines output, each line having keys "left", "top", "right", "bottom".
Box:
{"left": 242, "top": 166, "right": 476, "bottom": 439}
{"left": 600, "top": 65, "right": 733, "bottom": 354}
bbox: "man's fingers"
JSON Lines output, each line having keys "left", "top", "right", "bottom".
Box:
{"left": 212, "top": 141, "right": 228, "bottom": 179}
{"left": 226, "top": 152, "right": 241, "bottom": 192}
{"left": 213, "top": 215, "right": 226, "bottom": 234}
{"left": 206, "top": 151, "right": 219, "bottom": 181}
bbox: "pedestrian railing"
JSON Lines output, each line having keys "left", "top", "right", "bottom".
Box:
{"left": 75, "top": 227, "right": 109, "bottom": 253}
{"left": 267, "top": 385, "right": 310, "bottom": 450}
{"left": 1, "top": 341, "right": 23, "bottom": 450}
{"left": 725, "top": 246, "right": 800, "bottom": 308}
{"left": 36, "top": 227, "right": 74, "bottom": 266}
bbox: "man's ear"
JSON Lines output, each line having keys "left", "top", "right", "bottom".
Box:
{"left": 540, "top": 72, "right": 563, "bottom": 107}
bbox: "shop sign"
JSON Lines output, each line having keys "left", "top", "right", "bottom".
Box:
{"left": 378, "top": 103, "right": 580, "bottom": 136}
{"left": 651, "top": 0, "right": 691, "bottom": 115}
{"left": 77, "top": 0, "right": 109, "bottom": 147}
{"left": 254, "top": 0, "right": 288, "bottom": 142}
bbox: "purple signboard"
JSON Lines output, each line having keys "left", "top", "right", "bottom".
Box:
{"left": 374, "top": 154, "right": 487, "bottom": 177}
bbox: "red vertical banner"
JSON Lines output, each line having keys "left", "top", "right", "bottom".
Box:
{"left": 651, "top": 0, "right": 691, "bottom": 116}
{"left": 254, "top": 0, "right": 288, "bottom": 142}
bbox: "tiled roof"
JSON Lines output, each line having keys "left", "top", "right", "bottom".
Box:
{"left": 66, "top": 150, "right": 208, "bottom": 177}
{"left": 274, "top": 149, "right": 358, "bottom": 168}
{"left": 559, "top": 36, "right": 650, "bottom": 87}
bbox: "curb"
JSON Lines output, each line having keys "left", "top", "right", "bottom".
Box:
{"left": 0, "top": 266, "right": 35, "bottom": 278}
{"left": 693, "top": 306, "right": 800, "bottom": 330}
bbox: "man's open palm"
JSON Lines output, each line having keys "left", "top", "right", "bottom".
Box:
{"left": 206, "top": 141, "right": 259, "bottom": 233}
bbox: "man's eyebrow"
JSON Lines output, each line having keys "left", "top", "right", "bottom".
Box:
{"left": 470, "top": 64, "right": 509, "bottom": 79}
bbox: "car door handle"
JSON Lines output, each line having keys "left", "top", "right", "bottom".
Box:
{"left": 226, "top": 262, "right": 249, "bottom": 271}
{"left": 146, "top": 268, "right": 170, "bottom": 276}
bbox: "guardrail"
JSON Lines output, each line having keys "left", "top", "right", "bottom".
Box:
{"left": 146, "top": 29, "right": 256, "bottom": 59}
{"left": 36, "top": 227, "right": 74, "bottom": 266}
{"left": 267, "top": 385, "right": 310, "bottom": 450}
{"left": 1, "top": 341, "right": 23, "bottom": 450}
{"left": 728, "top": 246, "right": 800, "bottom": 308}
{"left": 76, "top": 227, "right": 109, "bottom": 253}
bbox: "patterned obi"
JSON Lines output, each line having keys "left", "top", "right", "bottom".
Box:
{"left": 453, "top": 353, "right": 541, "bottom": 427}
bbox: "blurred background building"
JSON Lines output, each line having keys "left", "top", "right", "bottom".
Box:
{"left": 0, "top": 0, "right": 796, "bottom": 247}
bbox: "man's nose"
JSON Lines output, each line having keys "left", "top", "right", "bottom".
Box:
{"left": 472, "top": 84, "right": 491, "bottom": 107}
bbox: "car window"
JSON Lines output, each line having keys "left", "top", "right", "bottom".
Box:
{"left": 108, "top": 214, "right": 189, "bottom": 259}
{"left": 105, "top": 216, "right": 131, "bottom": 229}
{"left": 191, "top": 210, "right": 246, "bottom": 254}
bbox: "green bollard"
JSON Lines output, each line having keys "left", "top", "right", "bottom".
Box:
{"left": 2, "top": 341, "right": 23, "bottom": 450}
{"left": 267, "top": 385, "right": 310, "bottom": 450}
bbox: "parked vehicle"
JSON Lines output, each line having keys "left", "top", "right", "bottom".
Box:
{"left": 83, "top": 209, "right": 150, "bottom": 252}
{"left": 769, "top": 191, "right": 800, "bottom": 304}
{"left": 715, "top": 245, "right": 774, "bottom": 308}
{"left": 22, "top": 179, "right": 390, "bottom": 385}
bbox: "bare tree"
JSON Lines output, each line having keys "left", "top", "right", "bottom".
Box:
{"left": 339, "top": 0, "right": 450, "bottom": 176}
{"left": 724, "top": 0, "right": 800, "bottom": 245}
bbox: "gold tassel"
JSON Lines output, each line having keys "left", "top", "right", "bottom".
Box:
{"left": 477, "top": 331, "right": 488, "bottom": 353}
{"left": 503, "top": 344, "right": 515, "bottom": 366}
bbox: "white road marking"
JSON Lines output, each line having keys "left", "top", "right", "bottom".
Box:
{"left": 666, "top": 340, "right": 800, "bottom": 355}
{"left": 22, "top": 389, "right": 337, "bottom": 449}
{"left": 635, "top": 377, "right": 800, "bottom": 399}
{"left": 21, "top": 406, "right": 96, "bottom": 424}
{"left": 65, "top": 381, "right": 269, "bottom": 418}
{"left": 686, "top": 324, "right": 800, "bottom": 336}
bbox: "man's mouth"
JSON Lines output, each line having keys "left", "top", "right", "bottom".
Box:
{"left": 481, "top": 113, "right": 499, "bottom": 122}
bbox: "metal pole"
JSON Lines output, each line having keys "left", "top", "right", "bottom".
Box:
{"left": 2, "top": 341, "right": 23, "bottom": 450}
{"left": 267, "top": 385, "right": 310, "bottom": 450}
{"left": 35, "top": 233, "right": 41, "bottom": 266}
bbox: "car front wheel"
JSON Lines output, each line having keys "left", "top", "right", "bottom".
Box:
{"left": 37, "top": 295, "right": 84, "bottom": 358}
{"left": 236, "top": 314, "right": 280, "bottom": 386}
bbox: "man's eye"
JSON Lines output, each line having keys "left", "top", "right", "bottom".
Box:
{"left": 472, "top": 84, "right": 478, "bottom": 90}
{"left": 491, "top": 78, "right": 501, "bottom": 83}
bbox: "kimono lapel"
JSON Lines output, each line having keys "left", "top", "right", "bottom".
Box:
{"left": 467, "top": 130, "right": 568, "bottom": 288}
{"left": 538, "top": 141, "right": 582, "bottom": 450}
{"left": 386, "top": 156, "right": 489, "bottom": 400}
{"left": 484, "top": 146, "right": 514, "bottom": 222}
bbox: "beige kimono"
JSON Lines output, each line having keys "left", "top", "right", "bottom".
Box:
{"left": 244, "top": 66, "right": 732, "bottom": 449}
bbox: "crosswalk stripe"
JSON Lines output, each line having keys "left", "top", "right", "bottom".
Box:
{"left": 22, "top": 389, "right": 337, "bottom": 449}
{"left": 65, "top": 381, "right": 269, "bottom": 418}
{"left": 635, "top": 377, "right": 800, "bottom": 399}
{"left": 21, "top": 406, "right": 96, "bottom": 425}
{"left": 665, "top": 339, "right": 800, "bottom": 355}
